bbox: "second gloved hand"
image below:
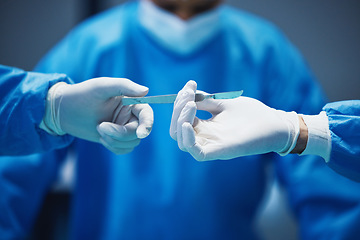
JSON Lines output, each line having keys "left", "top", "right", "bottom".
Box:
{"left": 40, "top": 77, "right": 153, "bottom": 154}
{"left": 170, "top": 81, "right": 300, "bottom": 161}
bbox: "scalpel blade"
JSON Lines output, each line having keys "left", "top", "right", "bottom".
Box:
{"left": 121, "top": 90, "right": 243, "bottom": 105}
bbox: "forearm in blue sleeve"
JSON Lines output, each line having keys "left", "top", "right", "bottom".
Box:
{"left": 276, "top": 100, "right": 360, "bottom": 239}
{"left": 0, "top": 65, "right": 74, "bottom": 155}
{"left": 323, "top": 100, "right": 360, "bottom": 181}
{"left": 268, "top": 34, "right": 360, "bottom": 239}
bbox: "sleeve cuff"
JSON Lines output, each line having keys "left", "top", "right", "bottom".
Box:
{"left": 39, "top": 82, "right": 68, "bottom": 136}
{"left": 300, "top": 111, "right": 332, "bottom": 162}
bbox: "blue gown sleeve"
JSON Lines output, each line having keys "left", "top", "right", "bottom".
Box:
{"left": 261, "top": 29, "right": 360, "bottom": 238}
{"left": 0, "top": 65, "right": 74, "bottom": 156}
{"left": 323, "top": 100, "right": 360, "bottom": 181}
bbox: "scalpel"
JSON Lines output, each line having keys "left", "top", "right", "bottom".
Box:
{"left": 121, "top": 90, "right": 243, "bottom": 105}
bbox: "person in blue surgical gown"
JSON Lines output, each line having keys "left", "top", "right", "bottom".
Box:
{"left": 0, "top": 64, "right": 153, "bottom": 156}
{"left": 171, "top": 80, "right": 360, "bottom": 182}
{"left": 2, "top": 0, "right": 360, "bottom": 239}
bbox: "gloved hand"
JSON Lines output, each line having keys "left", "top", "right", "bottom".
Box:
{"left": 40, "top": 77, "right": 154, "bottom": 154}
{"left": 170, "top": 80, "right": 300, "bottom": 161}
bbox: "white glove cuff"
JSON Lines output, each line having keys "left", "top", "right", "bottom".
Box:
{"left": 278, "top": 111, "right": 300, "bottom": 156}
{"left": 39, "top": 82, "right": 68, "bottom": 136}
{"left": 300, "top": 111, "right": 331, "bottom": 162}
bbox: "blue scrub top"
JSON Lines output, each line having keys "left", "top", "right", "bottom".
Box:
{"left": 324, "top": 101, "right": 360, "bottom": 182}
{"left": 2, "top": 2, "right": 360, "bottom": 239}
{"left": 0, "top": 65, "right": 73, "bottom": 155}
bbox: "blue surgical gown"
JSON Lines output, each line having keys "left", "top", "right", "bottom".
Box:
{"left": 0, "top": 65, "right": 73, "bottom": 239}
{"left": 2, "top": 2, "right": 360, "bottom": 239}
{"left": 0, "top": 65, "right": 73, "bottom": 155}
{"left": 323, "top": 101, "right": 360, "bottom": 182}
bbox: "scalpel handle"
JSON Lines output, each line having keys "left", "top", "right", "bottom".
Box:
{"left": 121, "top": 90, "right": 244, "bottom": 105}
{"left": 121, "top": 94, "right": 177, "bottom": 105}
{"left": 121, "top": 93, "right": 206, "bottom": 105}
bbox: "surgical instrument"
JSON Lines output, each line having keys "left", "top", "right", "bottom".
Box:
{"left": 121, "top": 90, "right": 244, "bottom": 105}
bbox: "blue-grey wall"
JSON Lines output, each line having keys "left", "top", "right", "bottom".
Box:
{"left": 233, "top": 0, "right": 360, "bottom": 102}
{"left": 0, "top": 0, "right": 359, "bottom": 101}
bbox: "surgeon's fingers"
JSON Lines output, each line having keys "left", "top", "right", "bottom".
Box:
{"left": 112, "top": 104, "right": 132, "bottom": 126}
{"left": 196, "top": 98, "right": 224, "bottom": 115}
{"left": 99, "top": 137, "right": 137, "bottom": 155}
{"left": 97, "top": 119, "right": 142, "bottom": 154}
{"left": 170, "top": 80, "right": 197, "bottom": 140}
{"left": 97, "top": 119, "right": 139, "bottom": 142}
{"left": 175, "top": 81, "right": 197, "bottom": 105}
{"left": 131, "top": 104, "right": 154, "bottom": 139}
{"left": 89, "top": 77, "right": 149, "bottom": 99}
{"left": 99, "top": 132, "right": 141, "bottom": 149}
{"left": 182, "top": 122, "right": 208, "bottom": 161}
{"left": 182, "top": 123, "right": 220, "bottom": 161}
{"left": 177, "top": 101, "right": 197, "bottom": 151}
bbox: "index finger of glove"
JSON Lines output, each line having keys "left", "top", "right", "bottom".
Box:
{"left": 170, "top": 81, "right": 197, "bottom": 140}
{"left": 92, "top": 77, "right": 149, "bottom": 99}
{"left": 177, "top": 101, "right": 197, "bottom": 151}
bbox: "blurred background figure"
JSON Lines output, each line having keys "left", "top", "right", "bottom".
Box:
{"left": 1, "top": 0, "right": 359, "bottom": 102}
{"left": 0, "top": 0, "right": 360, "bottom": 239}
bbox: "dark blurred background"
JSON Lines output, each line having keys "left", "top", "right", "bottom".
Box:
{"left": 0, "top": 0, "right": 359, "bottom": 101}
{"left": 0, "top": 1, "right": 359, "bottom": 239}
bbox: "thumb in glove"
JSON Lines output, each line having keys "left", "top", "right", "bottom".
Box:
{"left": 40, "top": 77, "right": 153, "bottom": 154}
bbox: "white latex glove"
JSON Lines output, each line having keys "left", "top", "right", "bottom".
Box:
{"left": 40, "top": 77, "right": 154, "bottom": 154}
{"left": 170, "top": 81, "right": 300, "bottom": 161}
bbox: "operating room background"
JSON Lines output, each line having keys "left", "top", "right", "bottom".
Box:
{"left": 1, "top": 0, "right": 359, "bottom": 102}
{"left": 0, "top": 0, "right": 359, "bottom": 239}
